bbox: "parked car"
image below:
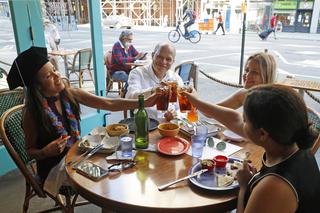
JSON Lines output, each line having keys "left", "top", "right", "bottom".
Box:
{"left": 103, "top": 15, "right": 133, "bottom": 29}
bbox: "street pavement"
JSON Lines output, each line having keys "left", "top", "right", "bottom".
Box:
{"left": 1, "top": 19, "right": 319, "bottom": 112}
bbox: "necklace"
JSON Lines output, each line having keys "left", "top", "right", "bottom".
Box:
{"left": 43, "top": 96, "right": 80, "bottom": 146}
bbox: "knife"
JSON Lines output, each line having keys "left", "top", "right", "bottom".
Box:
{"left": 158, "top": 169, "right": 208, "bottom": 191}
{"left": 72, "top": 143, "right": 104, "bottom": 169}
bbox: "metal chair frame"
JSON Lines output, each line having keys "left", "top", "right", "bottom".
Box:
{"left": 0, "top": 105, "right": 89, "bottom": 212}
{"left": 175, "top": 61, "right": 199, "bottom": 90}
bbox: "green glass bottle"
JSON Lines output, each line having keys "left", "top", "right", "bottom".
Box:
{"left": 134, "top": 94, "right": 149, "bottom": 149}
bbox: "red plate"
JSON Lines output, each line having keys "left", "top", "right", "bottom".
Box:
{"left": 157, "top": 137, "right": 190, "bottom": 156}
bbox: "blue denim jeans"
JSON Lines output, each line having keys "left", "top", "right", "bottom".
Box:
{"left": 112, "top": 71, "right": 128, "bottom": 95}
{"left": 112, "top": 71, "right": 128, "bottom": 82}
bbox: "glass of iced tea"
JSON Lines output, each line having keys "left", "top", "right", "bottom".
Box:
{"left": 166, "top": 81, "right": 178, "bottom": 103}
{"left": 178, "top": 84, "right": 192, "bottom": 112}
{"left": 156, "top": 85, "right": 171, "bottom": 111}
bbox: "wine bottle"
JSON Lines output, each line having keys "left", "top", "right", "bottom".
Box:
{"left": 134, "top": 94, "right": 149, "bottom": 149}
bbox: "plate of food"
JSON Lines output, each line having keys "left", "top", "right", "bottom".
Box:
{"left": 78, "top": 135, "right": 119, "bottom": 154}
{"left": 222, "top": 130, "right": 243, "bottom": 142}
{"left": 157, "top": 136, "right": 190, "bottom": 156}
{"left": 189, "top": 158, "right": 243, "bottom": 191}
{"left": 119, "top": 118, "right": 159, "bottom": 132}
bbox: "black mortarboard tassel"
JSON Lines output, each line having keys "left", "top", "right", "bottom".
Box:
{"left": 7, "top": 46, "right": 49, "bottom": 90}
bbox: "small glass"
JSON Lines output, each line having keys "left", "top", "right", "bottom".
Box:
{"left": 187, "top": 106, "right": 198, "bottom": 123}
{"left": 156, "top": 85, "right": 171, "bottom": 111}
{"left": 120, "top": 134, "right": 133, "bottom": 157}
{"left": 191, "top": 135, "right": 205, "bottom": 158}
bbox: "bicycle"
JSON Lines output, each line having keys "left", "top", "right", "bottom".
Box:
{"left": 168, "top": 21, "right": 201, "bottom": 44}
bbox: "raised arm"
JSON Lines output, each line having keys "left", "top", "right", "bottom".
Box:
{"left": 216, "top": 88, "right": 247, "bottom": 109}
{"left": 70, "top": 88, "right": 158, "bottom": 111}
{"left": 183, "top": 89, "right": 245, "bottom": 137}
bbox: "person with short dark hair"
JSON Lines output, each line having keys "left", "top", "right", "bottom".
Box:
{"left": 7, "top": 46, "right": 158, "bottom": 196}
{"left": 214, "top": 12, "right": 225, "bottom": 35}
{"left": 183, "top": 84, "right": 320, "bottom": 212}
{"left": 109, "top": 30, "right": 145, "bottom": 82}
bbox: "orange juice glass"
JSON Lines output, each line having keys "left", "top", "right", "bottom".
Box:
{"left": 187, "top": 107, "right": 198, "bottom": 123}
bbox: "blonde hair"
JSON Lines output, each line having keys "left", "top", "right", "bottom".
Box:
{"left": 245, "top": 52, "right": 277, "bottom": 84}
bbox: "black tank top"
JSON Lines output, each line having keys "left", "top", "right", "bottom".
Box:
{"left": 244, "top": 149, "right": 320, "bottom": 212}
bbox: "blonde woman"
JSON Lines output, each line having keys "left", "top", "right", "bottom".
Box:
{"left": 217, "top": 52, "right": 277, "bottom": 109}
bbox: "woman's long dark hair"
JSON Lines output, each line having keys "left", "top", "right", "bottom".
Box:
{"left": 244, "top": 84, "right": 316, "bottom": 149}
{"left": 25, "top": 80, "right": 80, "bottom": 134}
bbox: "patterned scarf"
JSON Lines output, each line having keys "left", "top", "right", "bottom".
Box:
{"left": 43, "top": 96, "right": 80, "bottom": 146}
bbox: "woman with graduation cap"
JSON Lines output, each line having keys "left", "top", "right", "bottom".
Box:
{"left": 7, "top": 46, "right": 158, "bottom": 195}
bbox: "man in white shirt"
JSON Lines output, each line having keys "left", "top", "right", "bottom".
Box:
{"left": 126, "top": 42, "right": 183, "bottom": 119}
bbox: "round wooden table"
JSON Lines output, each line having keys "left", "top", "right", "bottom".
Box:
{"left": 66, "top": 129, "right": 263, "bottom": 213}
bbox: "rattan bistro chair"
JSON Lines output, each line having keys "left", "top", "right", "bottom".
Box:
{"left": 104, "top": 51, "right": 126, "bottom": 96}
{"left": 0, "top": 105, "right": 88, "bottom": 213}
{"left": 175, "top": 61, "right": 199, "bottom": 90}
{"left": 0, "top": 88, "right": 24, "bottom": 144}
{"left": 308, "top": 107, "right": 320, "bottom": 155}
{"left": 67, "top": 48, "right": 94, "bottom": 88}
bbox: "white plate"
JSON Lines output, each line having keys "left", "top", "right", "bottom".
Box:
{"left": 78, "top": 135, "right": 119, "bottom": 154}
{"left": 222, "top": 130, "right": 243, "bottom": 142}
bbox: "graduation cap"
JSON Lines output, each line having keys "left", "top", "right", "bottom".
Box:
{"left": 7, "top": 46, "right": 49, "bottom": 90}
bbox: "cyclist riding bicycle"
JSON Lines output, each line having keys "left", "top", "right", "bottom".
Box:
{"left": 183, "top": 9, "right": 196, "bottom": 38}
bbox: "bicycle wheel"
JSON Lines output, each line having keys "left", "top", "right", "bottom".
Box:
{"left": 168, "top": 30, "right": 181, "bottom": 43}
{"left": 188, "top": 30, "right": 201, "bottom": 43}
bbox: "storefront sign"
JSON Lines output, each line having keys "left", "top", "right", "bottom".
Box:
{"left": 299, "top": 1, "right": 313, "bottom": 9}
{"left": 273, "top": 1, "right": 297, "bottom": 10}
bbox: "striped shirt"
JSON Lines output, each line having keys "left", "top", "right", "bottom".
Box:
{"left": 110, "top": 41, "right": 139, "bottom": 74}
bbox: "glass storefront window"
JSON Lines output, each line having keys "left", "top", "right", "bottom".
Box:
{"left": 275, "top": 11, "right": 296, "bottom": 27}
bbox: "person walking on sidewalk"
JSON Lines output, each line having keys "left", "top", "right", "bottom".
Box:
{"left": 214, "top": 12, "right": 225, "bottom": 35}
{"left": 270, "top": 13, "right": 277, "bottom": 39}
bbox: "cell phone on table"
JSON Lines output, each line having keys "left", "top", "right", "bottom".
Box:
{"left": 75, "top": 161, "right": 109, "bottom": 181}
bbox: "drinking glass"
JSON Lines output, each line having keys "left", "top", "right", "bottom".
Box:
{"left": 120, "top": 134, "right": 133, "bottom": 157}
{"left": 166, "top": 81, "right": 178, "bottom": 103}
{"left": 187, "top": 106, "right": 198, "bottom": 123}
{"left": 195, "top": 125, "right": 208, "bottom": 146}
{"left": 191, "top": 135, "right": 205, "bottom": 158}
{"left": 156, "top": 85, "right": 171, "bottom": 111}
{"left": 177, "top": 83, "right": 192, "bottom": 112}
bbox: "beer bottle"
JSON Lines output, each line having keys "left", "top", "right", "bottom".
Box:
{"left": 134, "top": 94, "right": 149, "bottom": 149}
